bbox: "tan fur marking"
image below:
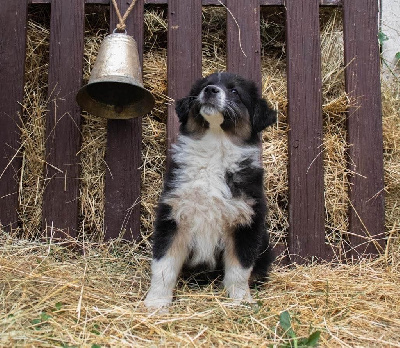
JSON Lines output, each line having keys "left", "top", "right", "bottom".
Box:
{"left": 224, "top": 111, "right": 252, "bottom": 144}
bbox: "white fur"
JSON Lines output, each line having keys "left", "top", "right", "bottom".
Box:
{"left": 144, "top": 255, "right": 185, "bottom": 309}
{"left": 200, "top": 106, "right": 224, "bottom": 131}
{"left": 198, "top": 85, "right": 226, "bottom": 111}
{"left": 162, "top": 128, "right": 260, "bottom": 269}
{"left": 198, "top": 85, "right": 226, "bottom": 131}
{"left": 224, "top": 264, "right": 253, "bottom": 302}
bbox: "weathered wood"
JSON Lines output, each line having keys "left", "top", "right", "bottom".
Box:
{"left": 167, "top": 0, "right": 202, "bottom": 150}
{"left": 104, "top": 0, "right": 144, "bottom": 240}
{"left": 343, "top": 0, "right": 385, "bottom": 256}
{"left": 42, "top": 0, "right": 84, "bottom": 238}
{"left": 226, "top": 0, "right": 262, "bottom": 87}
{"left": 226, "top": 0, "right": 289, "bottom": 260}
{"left": 30, "top": 0, "right": 343, "bottom": 6}
{"left": 0, "top": 1, "right": 28, "bottom": 232}
{"left": 286, "top": 0, "right": 327, "bottom": 262}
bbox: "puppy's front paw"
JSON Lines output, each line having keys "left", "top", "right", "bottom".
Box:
{"left": 228, "top": 286, "right": 253, "bottom": 304}
{"left": 144, "top": 290, "right": 172, "bottom": 311}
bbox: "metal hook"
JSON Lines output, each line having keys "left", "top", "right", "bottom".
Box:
{"left": 113, "top": 28, "right": 127, "bottom": 35}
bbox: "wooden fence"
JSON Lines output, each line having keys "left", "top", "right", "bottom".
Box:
{"left": 0, "top": 0, "right": 384, "bottom": 262}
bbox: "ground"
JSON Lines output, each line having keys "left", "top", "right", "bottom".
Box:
{"left": 1, "top": 235, "right": 399, "bottom": 347}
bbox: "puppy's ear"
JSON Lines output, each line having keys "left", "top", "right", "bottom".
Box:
{"left": 175, "top": 97, "right": 193, "bottom": 124}
{"left": 253, "top": 98, "right": 277, "bottom": 133}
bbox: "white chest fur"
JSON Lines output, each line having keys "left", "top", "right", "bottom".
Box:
{"left": 162, "top": 130, "right": 260, "bottom": 268}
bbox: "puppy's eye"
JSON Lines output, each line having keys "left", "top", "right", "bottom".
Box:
{"left": 231, "top": 88, "right": 238, "bottom": 94}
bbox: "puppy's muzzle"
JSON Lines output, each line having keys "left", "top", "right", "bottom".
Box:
{"left": 204, "top": 85, "right": 221, "bottom": 97}
{"left": 199, "top": 85, "right": 225, "bottom": 109}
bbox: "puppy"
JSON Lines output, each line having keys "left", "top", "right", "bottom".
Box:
{"left": 144, "top": 72, "right": 276, "bottom": 309}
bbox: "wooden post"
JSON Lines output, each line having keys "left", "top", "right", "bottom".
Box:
{"left": 0, "top": 1, "right": 28, "bottom": 232}
{"left": 286, "top": 0, "right": 327, "bottom": 262}
{"left": 167, "top": 0, "right": 202, "bottom": 151}
{"left": 42, "top": 0, "right": 85, "bottom": 238}
{"left": 226, "top": 0, "right": 261, "bottom": 87}
{"left": 343, "top": 0, "right": 385, "bottom": 257}
{"left": 226, "top": 1, "right": 291, "bottom": 261}
{"left": 104, "top": 0, "right": 145, "bottom": 240}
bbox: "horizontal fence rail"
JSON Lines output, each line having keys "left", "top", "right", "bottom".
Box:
{"left": 0, "top": 0, "right": 384, "bottom": 263}
{"left": 29, "top": 0, "right": 343, "bottom": 6}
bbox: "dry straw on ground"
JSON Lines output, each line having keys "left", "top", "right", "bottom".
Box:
{"left": 1, "top": 4, "right": 400, "bottom": 347}
{"left": 1, "top": 234, "right": 399, "bottom": 347}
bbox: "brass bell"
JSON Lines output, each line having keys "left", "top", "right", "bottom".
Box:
{"left": 77, "top": 32, "right": 155, "bottom": 119}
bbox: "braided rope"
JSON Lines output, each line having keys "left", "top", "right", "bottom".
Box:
{"left": 111, "top": 0, "right": 137, "bottom": 32}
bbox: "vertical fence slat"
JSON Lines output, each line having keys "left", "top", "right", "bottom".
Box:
{"left": 286, "top": 0, "right": 326, "bottom": 262}
{"left": 343, "top": 0, "right": 385, "bottom": 256}
{"left": 167, "top": 0, "right": 202, "bottom": 151}
{"left": 104, "top": 0, "right": 145, "bottom": 240}
{"left": 0, "top": 1, "right": 28, "bottom": 232}
{"left": 226, "top": 1, "right": 288, "bottom": 258}
{"left": 42, "top": 0, "right": 84, "bottom": 238}
{"left": 226, "top": 0, "right": 261, "bottom": 87}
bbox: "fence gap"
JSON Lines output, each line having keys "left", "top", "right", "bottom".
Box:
{"left": 202, "top": 6, "right": 227, "bottom": 73}
{"left": 104, "top": 0, "right": 145, "bottom": 240}
{"left": 0, "top": 1, "right": 28, "bottom": 233}
{"left": 343, "top": 0, "right": 385, "bottom": 257}
{"left": 166, "top": 0, "right": 202, "bottom": 152}
{"left": 286, "top": 0, "right": 326, "bottom": 262}
{"left": 319, "top": 8, "right": 348, "bottom": 260}
{"left": 42, "top": 0, "right": 84, "bottom": 238}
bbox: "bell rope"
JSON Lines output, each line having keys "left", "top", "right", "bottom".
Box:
{"left": 111, "top": 0, "right": 137, "bottom": 32}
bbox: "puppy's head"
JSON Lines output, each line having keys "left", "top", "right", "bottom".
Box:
{"left": 175, "top": 72, "right": 276, "bottom": 142}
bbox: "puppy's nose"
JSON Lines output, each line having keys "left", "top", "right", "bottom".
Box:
{"left": 204, "top": 85, "right": 220, "bottom": 95}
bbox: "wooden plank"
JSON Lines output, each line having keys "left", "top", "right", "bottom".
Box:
{"left": 104, "top": 0, "right": 145, "bottom": 240}
{"left": 226, "top": 0, "right": 262, "bottom": 86}
{"left": 42, "top": 0, "right": 85, "bottom": 238}
{"left": 226, "top": 0, "right": 286, "bottom": 261}
{"left": 30, "top": 0, "right": 343, "bottom": 6}
{"left": 286, "top": 0, "right": 327, "bottom": 262}
{"left": 167, "top": 0, "right": 202, "bottom": 150}
{"left": 343, "top": 0, "right": 385, "bottom": 257}
{"left": 0, "top": 1, "right": 28, "bottom": 232}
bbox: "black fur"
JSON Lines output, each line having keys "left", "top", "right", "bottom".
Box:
{"left": 153, "top": 203, "right": 177, "bottom": 260}
{"left": 176, "top": 72, "right": 276, "bottom": 144}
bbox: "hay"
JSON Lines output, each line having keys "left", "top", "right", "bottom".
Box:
{"left": 18, "top": 6, "right": 400, "bottom": 251}
{"left": 19, "top": 8, "right": 50, "bottom": 239}
{"left": 1, "top": 234, "right": 399, "bottom": 347}
{"left": 3, "top": 4, "right": 400, "bottom": 346}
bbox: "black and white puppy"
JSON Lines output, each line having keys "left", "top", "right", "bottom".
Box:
{"left": 144, "top": 72, "right": 276, "bottom": 309}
